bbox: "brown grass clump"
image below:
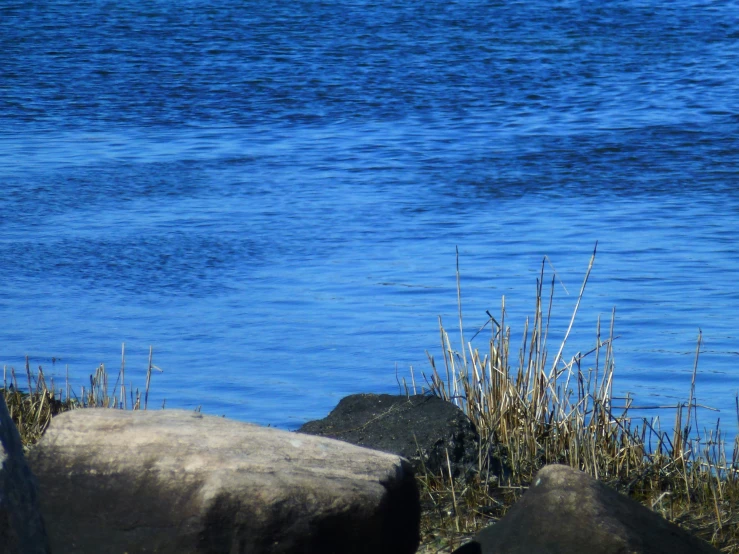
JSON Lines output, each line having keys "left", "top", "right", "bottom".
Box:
{"left": 1, "top": 345, "right": 160, "bottom": 447}
{"left": 415, "top": 245, "right": 739, "bottom": 553}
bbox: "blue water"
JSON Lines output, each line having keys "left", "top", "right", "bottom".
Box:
{"left": 2, "top": 1, "right": 739, "bottom": 436}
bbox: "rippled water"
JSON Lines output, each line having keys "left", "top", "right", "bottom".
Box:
{"left": 2, "top": 1, "right": 739, "bottom": 432}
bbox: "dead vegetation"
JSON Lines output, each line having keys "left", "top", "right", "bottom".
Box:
{"left": 414, "top": 246, "right": 739, "bottom": 553}
{"left": 2, "top": 344, "right": 159, "bottom": 448}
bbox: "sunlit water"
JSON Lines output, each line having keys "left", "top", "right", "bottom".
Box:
{"left": 2, "top": 1, "right": 739, "bottom": 438}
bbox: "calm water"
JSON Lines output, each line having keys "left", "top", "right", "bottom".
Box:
{"left": 2, "top": 1, "right": 739, "bottom": 435}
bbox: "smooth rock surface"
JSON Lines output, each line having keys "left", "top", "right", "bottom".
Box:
{"left": 298, "top": 394, "right": 479, "bottom": 478}
{"left": 28, "top": 408, "right": 419, "bottom": 554}
{"left": 453, "top": 464, "right": 721, "bottom": 554}
{"left": 0, "top": 394, "right": 50, "bottom": 554}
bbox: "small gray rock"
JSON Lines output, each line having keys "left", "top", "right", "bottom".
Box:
{"left": 454, "top": 464, "right": 721, "bottom": 554}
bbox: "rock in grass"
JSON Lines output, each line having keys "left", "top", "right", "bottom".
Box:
{"left": 28, "top": 409, "right": 420, "bottom": 554}
{"left": 298, "top": 394, "right": 480, "bottom": 479}
{"left": 0, "top": 394, "right": 50, "bottom": 554}
{"left": 453, "top": 464, "right": 721, "bottom": 554}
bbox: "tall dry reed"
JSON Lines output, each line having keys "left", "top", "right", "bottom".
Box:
{"left": 416, "top": 246, "right": 739, "bottom": 553}
{"left": 1, "top": 345, "right": 160, "bottom": 447}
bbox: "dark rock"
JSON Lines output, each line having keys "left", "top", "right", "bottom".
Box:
{"left": 0, "top": 394, "right": 51, "bottom": 554}
{"left": 298, "top": 394, "right": 479, "bottom": 478}
{"left": 453, "top": 464, "right": 722, "bottom": 554}
{"left": 28, "top": 408, "right": 420, "bottom": 554}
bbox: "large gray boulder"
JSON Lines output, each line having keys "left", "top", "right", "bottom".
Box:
{"left": 27, "top": 408, "right": 419, "bottom": 554}
{"left": 298, "top": 394, "right": 480, "bottom": 478}
{"left": 0, "top": 394, "right": 50, "bottom": 554}
{"left": 453, "top": 464, "right": 721, "bottom": 554}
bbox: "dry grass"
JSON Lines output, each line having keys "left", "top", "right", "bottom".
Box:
{"left": 415, "top": 245, "right": 739, "bottom": 553}
{"left": 1, "top": 344, "right": 159, "bottom": 448}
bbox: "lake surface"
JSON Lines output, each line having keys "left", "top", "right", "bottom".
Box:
{"left": 2, "top": 1, "right": 739, "bottom": 437}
